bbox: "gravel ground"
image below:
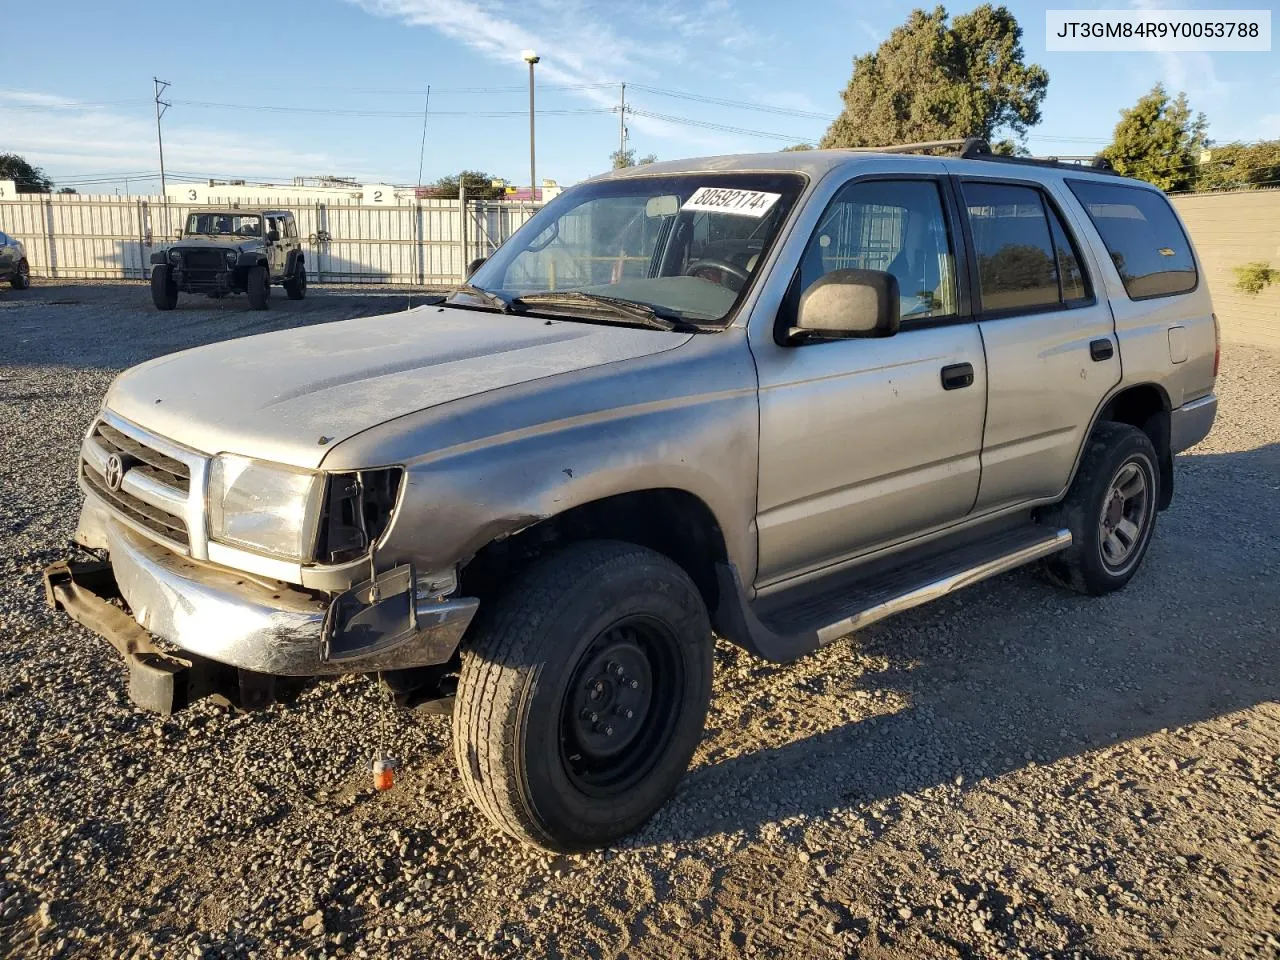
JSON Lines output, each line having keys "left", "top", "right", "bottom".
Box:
{"left": 2, "top": 284, "right": 1279, "bottom": 960}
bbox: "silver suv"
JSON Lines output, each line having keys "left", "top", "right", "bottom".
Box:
{"left": 47, "top": 140, "right": 1218, "bottom": 851}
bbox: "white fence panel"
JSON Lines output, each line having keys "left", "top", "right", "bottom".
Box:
{"left": 0, "top": 193, "right": 542, "bottom": 285}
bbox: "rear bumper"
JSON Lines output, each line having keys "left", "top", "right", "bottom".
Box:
{"left": 1170, "top": 393, "right": 1217, "bottom": 454}
{"left": 46, "top": 517, "right": 478, "bottom": 710}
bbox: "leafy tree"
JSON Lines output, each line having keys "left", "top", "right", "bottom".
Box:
{"left": 820, "top": 5, "right": 1047, "bottom": 150}
{"left": 782, "top": 143, "right": 814, "bottom": 152}
{"left": 0, "top": 153, "right": 53, "bottom": 193}
{"left": 57, "top": 187, "right": 78, "bottom": 194}
{"left": 425, "top": 170, "right": 506, "bottom": 199}
{"left": 1194, "top": 139, "right": 1280, "bottom": 191}
{"left": 1100, "top": 84, "right": 1208, "bottom": 192}
{"left": 610, "top": 149, "right": 658, "bottom": 169}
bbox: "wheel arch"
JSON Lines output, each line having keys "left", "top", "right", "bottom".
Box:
{"left": 458, "top": 487, "right": 730, "bottom": 620}
{"left": 1095, "top": 382, "right": 1174, "bottom": 509}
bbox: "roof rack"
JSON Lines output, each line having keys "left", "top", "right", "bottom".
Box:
{"left": 845, "top": 137, "right": 1117, "bottom": 174}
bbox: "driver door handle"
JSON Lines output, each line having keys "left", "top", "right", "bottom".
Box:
{"left": 941, "top": 362, "right": 974, "bottom": 391}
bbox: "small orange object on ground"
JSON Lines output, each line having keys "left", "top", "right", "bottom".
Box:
{"left": 372, "top": 756, "right": 400, "bottom": 791}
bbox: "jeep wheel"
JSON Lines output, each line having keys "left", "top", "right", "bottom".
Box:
{"left": 1040, "top": 421, "right": 1159, "bottom": 596}
{"left": 453, "top": 540, "right": 713, "bottom": 851}
{"left": 246, "top": 265, "right": 270, "bottom": 310}
{"left": 284, "top": 263, "right": 307, "bottom": 300}
{"left": 150, "top": 265, "right": 177, "bottom": 310}
{"left": 10, "top": 259, "right": 30, "bottom": 290}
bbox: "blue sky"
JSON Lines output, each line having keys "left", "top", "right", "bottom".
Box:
{"left": 2, "top": 0, "right": 1275, "bottom": 194}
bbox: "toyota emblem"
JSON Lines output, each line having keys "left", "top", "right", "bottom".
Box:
{"left": 104, "top": 453, "right": 125, "bottom": 492}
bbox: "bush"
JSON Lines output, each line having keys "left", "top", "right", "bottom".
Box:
{"left": 1232, "top": 262, "right": 1277, "bottom": 296}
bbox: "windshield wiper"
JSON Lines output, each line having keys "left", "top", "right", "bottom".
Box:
{"left": 447, "top": 283, "right": 514, "bottom": 314}
{"left": 511, "top": 290, "right": 696, "bottom": 331}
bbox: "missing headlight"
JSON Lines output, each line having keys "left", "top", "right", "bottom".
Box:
{"left": 314, "top": 467, "right": 404, "bottom": 564}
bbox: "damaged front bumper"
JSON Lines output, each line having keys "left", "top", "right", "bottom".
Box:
{"left": 44, "top": 519, "right": 479, "bottom": 713}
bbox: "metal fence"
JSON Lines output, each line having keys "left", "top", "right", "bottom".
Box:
{"left": 0, "top": 193, "right": 542, "bottom": 285}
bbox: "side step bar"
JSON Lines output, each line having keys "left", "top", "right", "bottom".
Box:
{"left": 713, "top": 527, "right": 1072, "bottom": 664}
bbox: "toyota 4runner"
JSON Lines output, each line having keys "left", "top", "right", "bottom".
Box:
{"left": 150, "top": 209, "right": 306, "bottom": 310}
{"left": 47, "top": 140, "right": 1218, "bottom": 851}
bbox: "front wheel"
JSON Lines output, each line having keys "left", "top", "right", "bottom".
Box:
{"left": 150, "top": 265, "right": 177, "bottom": 310}
{"left": 1040, "top": 421, "right": 1159, "bottom": 595}
{"left": 10, "top": 259, "right": 31, "bottom": 290}
{"left": 453, "top": 541, "right": 713, "bottom": 851}
{"left": 246, "top": 265, "right": 270, "bottom": 310}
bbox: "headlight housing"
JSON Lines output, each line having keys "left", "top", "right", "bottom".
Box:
{"left": 224, "top": 249, "right": 238, "bottom": 265}
{"left": 168, "top": 249, "right": 182, "bottom": 263}
{"left": 208, "top": 454, "right": 324, "bottom": 561}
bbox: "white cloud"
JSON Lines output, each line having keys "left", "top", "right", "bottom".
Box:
{"left": 347, "top": 0, "right": 763, "bottom": 150}
{"left": 0, "top": 92, "right": 352, "bottom": 185}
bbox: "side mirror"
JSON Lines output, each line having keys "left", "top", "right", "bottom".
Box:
{"left": 466, "top": 257, "right": 487, "bottom": 278}
{"left": 174, "top": 229, "right": 183, "bottom": 240}
{"left": 794, "top": 269, "right": 899, "bottom": 340}
{"left": 267, "top": 229, "right": 280, "bottom": 243}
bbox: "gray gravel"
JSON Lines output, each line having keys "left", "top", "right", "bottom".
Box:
{"left": 2, "top": 283, "right": 1279, "bottom": 959}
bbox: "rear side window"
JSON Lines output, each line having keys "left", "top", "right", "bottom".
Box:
{"left": 962, "top": 182, "right": 1091, "bottom": 313}
{"left": 1066, "top": 180, "right": 1196, "bottom": 299}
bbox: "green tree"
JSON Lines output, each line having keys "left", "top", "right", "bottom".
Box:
{"left": 1100, "top": 84, "right": 1208, "bottom": 192}
{"left": 820, "top": 5, "right": 1047, "bottom": 150}
{"left": 426, "top": 170, "right": 506, "bottom": 199}
{"left": 57, "top": 186, "right": 78, "bottom": 194}
{"left": 782, "top": 143, "right": 814, "bottom": 152}
{"left": 0, "top": 153, "right": 53, "bottom": 193}
{"left": 1194, "top": 139, "right": 1280, "bottom": 191}
{"left": 610, "top": 149, "right": 658, "bottom": 169}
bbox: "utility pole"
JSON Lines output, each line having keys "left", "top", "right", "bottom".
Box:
{"left": 618, "top": 83, "right": 627, "bottom": 162}
{"left": 416, "top": 85, "right": 431, "bottom": 188}
{"left": 522, "top": 50, "right": 540, "bottom": 200}
{"left": 153, "top": 77, "right": 171, "bottom": 199}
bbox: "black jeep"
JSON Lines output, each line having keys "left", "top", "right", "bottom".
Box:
{"left": 150, "top": 209, "right": 306, "bottom": 310}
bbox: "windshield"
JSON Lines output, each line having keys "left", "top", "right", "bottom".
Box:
{"left": 185, "top": 213, "right": 263, "bottom": 238}
{"left": 460, "top": 172, "right": 806, "bottom": 325}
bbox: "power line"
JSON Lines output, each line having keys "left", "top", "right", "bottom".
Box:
{"left": 626, "top": 83, "right": 836, "bottom": 121}
{"left": 628, "top": 108, "right": 818, "bottom": 142}
{"left": 171, "top": 99, "right": 613, "bottom": 118}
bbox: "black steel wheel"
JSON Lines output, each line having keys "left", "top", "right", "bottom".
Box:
{"left": 246, "top": 265, "right": 270, "bottom": 310}
{"left": 284, "top": 263, "right": 307, "bottom": 300}
{"left": 453, "top": 540, "right": 713, "bottom": 851}
{"left": 10, "top": 259, "right": 30, "bottom": 290}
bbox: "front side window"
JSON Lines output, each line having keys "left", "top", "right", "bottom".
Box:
{"left": 1067, "top": 180, "right": 1197, "bottom": 299}
{"left": 462, "top": 173, "right": 805, "bottom": 325}
{"left": 186, "top": 213, "right": 262, "bottom": 238}
{"left": 797, "top": 179, "right": 958, "bottom": 321}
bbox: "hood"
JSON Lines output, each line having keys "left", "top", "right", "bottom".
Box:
{"left": 104, "top": 305, "right": 692, "bottom": 469}
{"left": 173, "top": 236, "right": 257, "bottom": 250}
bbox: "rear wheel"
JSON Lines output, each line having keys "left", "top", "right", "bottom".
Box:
{"left": 150, "top": 265, "right": 177, "bottom": 310}
{"left": 284, "top": 262, "right": 307, "bottom": 300}
{"left": 246, "top": 265, "right": 270, "bottom": 310}
{"left": 453, "top": 540, "right": 713, "bottom": 851}
{"left": 10, "top": 259, "right": 30, "bottom": 290}
{"left": 1040, "top": 421, "right": 1159, "bottom": 595}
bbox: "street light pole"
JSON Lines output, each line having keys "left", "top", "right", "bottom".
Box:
{"left": 521, "top": 50, "right": 540, "bottom": 201}
{"left": 153, "top": 77, "right": 171, "bottom": 199}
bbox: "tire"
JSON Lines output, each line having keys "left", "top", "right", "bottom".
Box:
{"left": 453, "top": 540, "right": 713, "bottom": 851}
{"left": 284, "top": 262, "right": 307, "bottom": 300}
{"left": 246, "top": 265, "right": 270, "bottom": 310}
{"left": 150, "top": 265, "right": 177, "bottom": 310}
{"left": 1040, "top": 421, "right": 1160, "bottom": 596}
{"left": 10, "top": 259, "right": 30, "bottom": 290}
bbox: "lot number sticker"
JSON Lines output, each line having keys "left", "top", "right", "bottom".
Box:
{"left": 682, "top": 187, "right": 781, "bottom": 218}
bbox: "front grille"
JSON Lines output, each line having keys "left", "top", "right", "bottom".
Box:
{"left": 180, "top": 249, "right": 226, "bottom": 271}
{"left": 82, "top": 420, "right": 192, "bottom": 549}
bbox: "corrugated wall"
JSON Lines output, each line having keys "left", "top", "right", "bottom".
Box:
{"left": 1171, "top": 189, "right": 1280, "bottom": 350}
{"left": 0, "top": 193, "right": 541, "bottom": 286}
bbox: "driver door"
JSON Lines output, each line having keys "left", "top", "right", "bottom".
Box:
{"left": 751, "top": 176, "right": 987, "bottom": 587}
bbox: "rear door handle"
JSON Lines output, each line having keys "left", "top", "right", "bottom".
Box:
{"left": 1090, "top": 338, "right": 1114, "bottom": 361}
{"left": 940, "top": 362, "right": 974, "bottom": 390}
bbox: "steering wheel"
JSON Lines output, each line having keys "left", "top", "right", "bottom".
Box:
{"left": 684, "top": 258, "right": 750, "bottom": 287}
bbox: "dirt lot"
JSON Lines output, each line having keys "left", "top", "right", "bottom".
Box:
{"left": 1, "top": 283, "right": 1278, "bottom": 960}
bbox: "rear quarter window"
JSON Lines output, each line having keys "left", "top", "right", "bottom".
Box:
{"left": 1066, "top": 180, "right": 1197, "bottom": 299}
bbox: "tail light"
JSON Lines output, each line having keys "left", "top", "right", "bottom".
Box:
{"left": 1211, "top": 312, "right": 1220, "bottom": 378}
